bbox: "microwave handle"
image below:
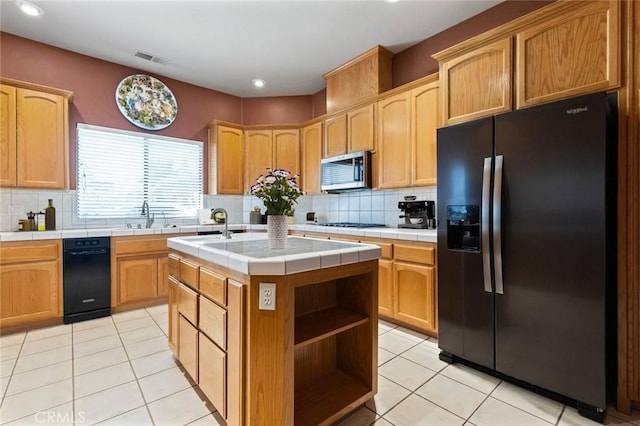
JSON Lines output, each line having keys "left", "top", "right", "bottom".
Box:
{"left": 354, "top": 158, "right": 363, "bottom": 182}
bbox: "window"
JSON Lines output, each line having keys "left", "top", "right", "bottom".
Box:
{"left": 77, "top": 124, "right": 203, "bottom": 219}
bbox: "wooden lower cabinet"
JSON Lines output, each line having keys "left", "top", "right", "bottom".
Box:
{"left": 178, "top": 314, "right": 199, "bottom": 382}
{"left": 378, "top": 259, "right": 393, "bottom": 317}
{"left": 168, "top": 276, "right": 179, "bottom": 355}
{"left": 394, "top": 262, "right": 436, "bottom": 331}
{"left": 112, "top": 234, "right": 194, "bottom": 308}
{"left": 157, "top": 256, "right": 169, "bottom": 296}
{"left": 294, "top": 232, "right": 439, "bottom": 336}
{"left": 0, "top": 260, "right": 60, "bottom": 326}
{"left": 118, "top": 258, "right": 159, "bottom": 303}
{"left": 0, "top": 240, "right": 62, "bottom": 329}
{"left": 199, "top": 333, "right": 226, "bottom": 418}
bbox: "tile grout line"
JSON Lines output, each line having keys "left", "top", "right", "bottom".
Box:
{"left": 0, "top": 331, "right": 26, "bottom": 409}
{"left": 111, "top": 311, "right": 158, "bottom": 425}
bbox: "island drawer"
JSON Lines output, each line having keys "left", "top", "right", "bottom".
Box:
{"left": 200, "top": 267, "right": 227, "bottom": 307}
{"left": 394, "top": 244, "right": 435, "bottom": 265}
{"left": 199, "top": 295, "right": 226, "bottom": 350}
{"left": 179, "top": 258, "right": 200, "bottom": 290}
{"left": 178, "top": 283, "right": 198, "bottom": 325}
{"left": 168, "top": 253, "right": 180, "bottom": 276}
{"left": 199, "top": 333, "right": 226, "bottom": 418}
{"left": 179, "top": 315, "right": 199, "bottom": 383}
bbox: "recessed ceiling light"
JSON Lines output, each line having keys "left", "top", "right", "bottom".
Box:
{"left": 15, "top": 0, "right": 44, "bottom": 16}
{"left": 252, "top": 79, "right": 265, "bottom": 88}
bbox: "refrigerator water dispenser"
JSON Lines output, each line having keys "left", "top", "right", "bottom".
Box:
{"left": 446, "top": 205, "right": 480, "bottom": 252}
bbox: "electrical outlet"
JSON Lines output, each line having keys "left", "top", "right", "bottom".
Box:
{"left": 8, "top": 204, "right": 25, "bottom": 216}
{"left": 259, "top": 282, "right": 276, "bottom": 311}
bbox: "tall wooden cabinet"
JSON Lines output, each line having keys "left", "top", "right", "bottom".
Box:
{"left": 377, "top": 78, "right": 439, "bottom": 189}
{"left": 377, "top": 91, "right": 412, "bottom": 189}
{"left": 0, "top": 79, "right": 72, "bottom": 189}
{"left": 244, "top": 127, "right": 300, "bottom": 192}
{"left": 411, "top": 81, "right": 439, "bottom": 187}
{"left": 301, "top": 121, "right": 322, "bottom": 194}
{"left": 208, "top": 122, "right": 244, "bottom": 195}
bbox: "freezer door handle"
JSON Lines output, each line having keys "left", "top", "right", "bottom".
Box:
{"left": 494, "top": 155, "right": 504, "bottom": 294}
{"left": 482, "top": 157, "right": 492, "bottom": 293}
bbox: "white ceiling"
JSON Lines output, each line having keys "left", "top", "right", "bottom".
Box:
{"left": 0, "top": 0, "right": 502, "bottom": 97}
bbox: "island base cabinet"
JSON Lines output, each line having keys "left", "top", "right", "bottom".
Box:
{"left": 199, "top": 334, "right": 226, "bottom": 419}
{"left": 168, "top": 276, "right": 179, "bottom": 355}
{"left": 294, "top": 325, "right": 375, "bottom": 426}
{"left": 178, "top": 315, "right": 198, "bottom": 383}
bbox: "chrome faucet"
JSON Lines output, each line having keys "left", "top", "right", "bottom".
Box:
{"left": 141, "top": 201, "right": 155, "bottom": 229}
{"left": 211, "top": 208, "right": 230, "bottom": 239}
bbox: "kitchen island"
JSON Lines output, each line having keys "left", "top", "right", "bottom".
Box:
{"left": 166, "top": 233, "right": 381, "bottom": 425}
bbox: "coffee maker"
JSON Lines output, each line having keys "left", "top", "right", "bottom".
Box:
{"left": 398, "top": 199, "right": 436, "bottom": 229}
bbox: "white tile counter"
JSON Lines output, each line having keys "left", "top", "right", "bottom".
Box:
{"left": 0, "top": 223, "right": 436, "bottom": 243}
{"left": 288, "top": 224, "right": 437, "bottom": 243}
{"left": 167, "top": 233, "right": 381, "bottom": 276}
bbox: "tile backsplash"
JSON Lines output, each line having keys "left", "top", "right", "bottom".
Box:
{"left": 0, "top": 187, "right": 436, "bottom": 232}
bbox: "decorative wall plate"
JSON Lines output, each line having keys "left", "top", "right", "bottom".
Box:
{"left": 115, "top": 74, "right": 178, "bottom": 130}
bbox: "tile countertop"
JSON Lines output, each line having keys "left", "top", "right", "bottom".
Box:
{"left": 0, "top": 223, "right": 437, "bottom": 243}
{"left": 167, "top": 233, "right": 382, "bottom": 276}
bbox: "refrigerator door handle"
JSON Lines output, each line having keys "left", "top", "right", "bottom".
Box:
{"left": 494, "top": 155, "right": 504, "bottom": 294}
{"left": 482, "top": 157, "right": 492, "bottom": 293}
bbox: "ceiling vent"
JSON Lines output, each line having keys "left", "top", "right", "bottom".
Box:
{"left": 134, "top": 50, "right": 169, "bottom": 65}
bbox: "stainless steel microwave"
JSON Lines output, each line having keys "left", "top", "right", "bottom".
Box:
{"left": 320, "top": 151, "right": 371, "bottom": 192}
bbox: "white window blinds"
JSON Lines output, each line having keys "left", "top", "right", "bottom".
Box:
{"left": 77, "top": 124, "right": 203, "bottom": 219}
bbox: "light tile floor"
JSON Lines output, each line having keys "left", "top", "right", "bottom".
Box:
{"left": 0, "top": 308, "right": 638, "bottom": 426}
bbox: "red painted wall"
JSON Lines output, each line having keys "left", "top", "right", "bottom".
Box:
{"left": 0, "top": 33, "right": 245, "bottom": 191}
{"left": 242, "top": 96, "right": 313, "bottom": 125}
{"left": 1, "top": 0, "right": 554, "bottom": 187}
{"left": 392, "top": 0, "right": 554, "bottom": 87}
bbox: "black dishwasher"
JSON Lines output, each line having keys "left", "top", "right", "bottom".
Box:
{"left": 63, "top": 237, "right": 111, "bottom": 324}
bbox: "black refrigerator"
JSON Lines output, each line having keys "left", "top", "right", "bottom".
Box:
{"left": 436, "top": 92, "right": 616, "bottom": 422}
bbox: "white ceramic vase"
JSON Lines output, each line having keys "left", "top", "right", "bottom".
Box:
{"left": 267, "top": 215, "right": 288, "bottom": 249}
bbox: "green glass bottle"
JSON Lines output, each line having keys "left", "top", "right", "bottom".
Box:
{"left": 45, "top": 199, "right": 56, "bottom": 231}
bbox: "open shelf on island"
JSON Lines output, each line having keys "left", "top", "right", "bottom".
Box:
{"left": 295, "top": 307, "right": 369, "bottom": 349}
{"left": 294, "top": 369, "right": 371, "bottom": 426}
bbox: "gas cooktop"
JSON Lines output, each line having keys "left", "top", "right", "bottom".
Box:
{"left": 318, "top": 222, "right": 386, "bottom": 228}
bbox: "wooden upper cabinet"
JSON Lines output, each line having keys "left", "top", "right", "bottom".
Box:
{"left": 323, "top": 114, "right": 347, "bottom": 158}
{"left": 273, "top": 129, "right": 300, "bottom": 177}
{"left": 516, "top": 0, "right": 620, "bottom": 108}
{"left": 347, "top": 104, "right": 375, "bottom": 153}
{"left": 245, "top": 129, "right": 273, "bottom": 191}
{"left": 0, "top": 85, "right": 17, "bottom": 187}
{"left": 302, "top": 122, "right": 322, "bottom": 194}
{"left": 411, "top": 81, "right": 439, "bottom": 187}
{"left": 244, "top": 128, "right": 300, "bottom": 192}
{"left": 377, "top": 91, "right": 412, "bottom": 189}
{"left": 210, "top": 124, "right": 244, "bottom": 195}
{"left": 18, "top": 89, "right": 67, "bottom": 188}
{"left": 2, "top": 86, "right": 69, "bottom": 189}
{"left": 439, "top": 37, "right": 513, "bottom": 125}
